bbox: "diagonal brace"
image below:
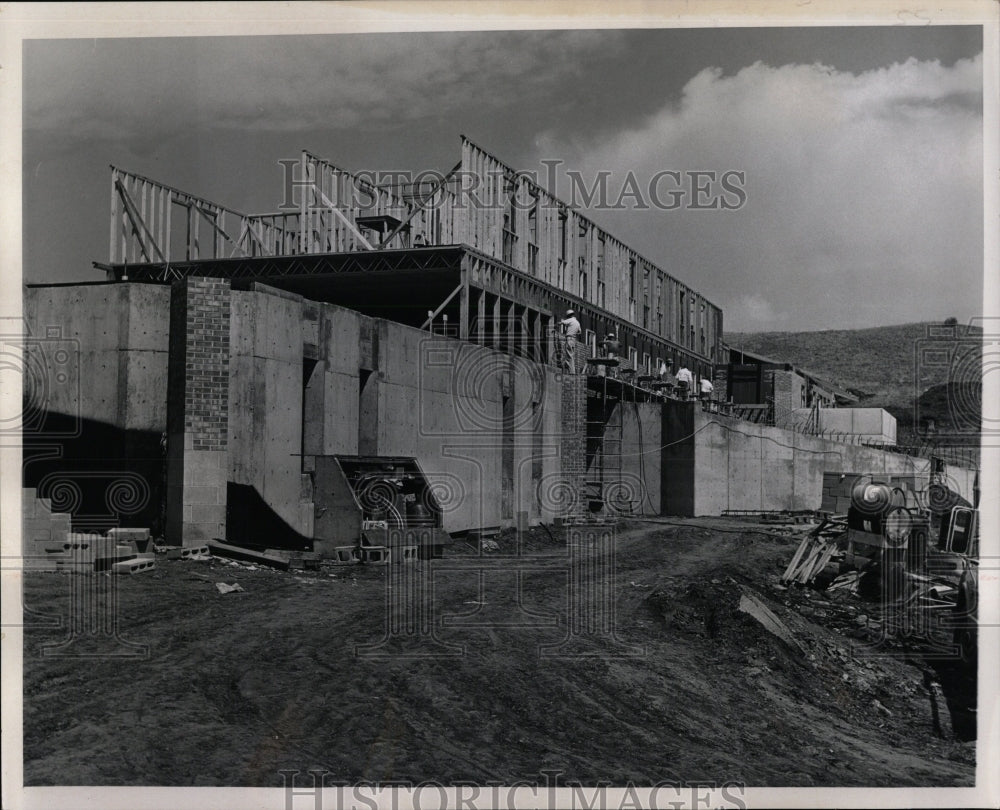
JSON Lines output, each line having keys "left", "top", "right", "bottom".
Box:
{"left": 420, "top": 284, "right": 464, "bottom": 330}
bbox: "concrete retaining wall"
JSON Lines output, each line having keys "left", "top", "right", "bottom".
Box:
{"left": 228, "top": 286, "right": 306, "bottom": 538}
{"left": 373, "top": 320, "right": 564, "bottom": 531}
{"left": 790, "top": 407, "right": 897, "bottom": 444}
{"left": 662, "top": 402, "right": 942, "bottom": 516}
{"left": 23, "top": 284, "right": 171, "bottom": 532}
{"left": 24, "top": 283, "right": 170, "bottom": 431}
{"left": 621, "top": 401, "right": 662, "bottom": 516}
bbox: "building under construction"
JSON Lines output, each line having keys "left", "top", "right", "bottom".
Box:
{"left": 22, "top": 138, "right": 977, "bottom": 555}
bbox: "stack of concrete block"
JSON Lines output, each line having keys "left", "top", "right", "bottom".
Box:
{"left": 21, "top": 489, "right": 155, "bottom": 574}
{"left": 820, "top": 473, "right": 856, "bottom": 515}
{"left": 106, "top": 527, "right": 153, "bottom": 553}
{"left": 21, "top": 488, "right": 73, "bottom": 571}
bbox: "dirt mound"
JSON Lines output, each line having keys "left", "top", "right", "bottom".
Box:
{"left": 644, "top": 573, "right": 935, "bottom": 733}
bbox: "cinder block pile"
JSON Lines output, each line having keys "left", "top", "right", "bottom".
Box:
{"left": 21, "top": 488, "right": 157, "bottom": 574}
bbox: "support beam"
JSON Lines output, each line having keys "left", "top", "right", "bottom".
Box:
{"left": 194, "top": 204, "right": 245, "bottom": 257}
{"left": 378, "top": 160, "right": 462, "bottom": 249}
{"left": 114, "top": 180, "right": 165, "bottom": 263}
{"left": 459, "top": 271, "right": 470, "bottom": 341}
{"left": 420, "top": 284, "right": 464, "bottom": 331}
{"left": 476, "top": 288, "right": 486, "bottom": 346}
{"left": 492, "top": 295, "right": 501, "bottom": 350}
{"left": 312, "top": 185, "right": 374, "bottom": 251}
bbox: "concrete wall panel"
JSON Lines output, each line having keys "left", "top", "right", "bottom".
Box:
{"left": 228, "top": 289, "right": 305, "bottom": 535}
{"left": 689, "top": 408, "right": 939, "bottom": 515}
{"left": 621, "top": 402, "right": 661, "bottom": 516}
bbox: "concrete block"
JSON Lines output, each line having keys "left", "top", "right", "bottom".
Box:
{"left": 94, "top": 549, "right": 138, "bottom": 571}
{"left": 113, "top": 557, "right": 156, "bottom": 575}
{"left": 332, "top": 546, "right": 360, "bottom": 564}
{"left": 107, "top": 527, "right": 151, "bottom": 544}
{"left": 360, "top": 546, "right": 390, "bottom": 564}
{"left": 22, "top": 519, "right": 57, "bottom": 544}
{"left": 165, "top": 545, "right": 208, "bottom": 560}
{"left": 44, "top": 541, "right": 91, "bottom": 555}
{"left": 22, "top": 492, "right": 53, "bottom": 518}
{"left": 361, "top": 528, "right": 388, "bottom": 548}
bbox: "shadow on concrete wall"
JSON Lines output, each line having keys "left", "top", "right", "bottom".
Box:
{"left": 23, "top": 412, "right": 165, "bottom": 534}
{"left": 225, "top": 482, "right": 312, "bottom": 552}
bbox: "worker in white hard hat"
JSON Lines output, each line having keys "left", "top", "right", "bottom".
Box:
{"left": 559, "top": 309, "right": 582, "bottom": 373}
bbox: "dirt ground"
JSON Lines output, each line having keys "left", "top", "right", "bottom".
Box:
{"left": 21, "top": 518, "right": 976, "bottom": 787}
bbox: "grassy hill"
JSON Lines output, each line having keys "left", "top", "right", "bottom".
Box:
{"left": 725, "top": 321, "right": 982, "bottom": 443}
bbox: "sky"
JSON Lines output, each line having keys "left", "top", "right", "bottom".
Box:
{"left": 21, "top": 25, "right": 985, "bottom": 332}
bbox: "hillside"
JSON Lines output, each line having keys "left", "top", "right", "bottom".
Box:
{"left": 725, "top": 322, "right": 983, "bottom": 442}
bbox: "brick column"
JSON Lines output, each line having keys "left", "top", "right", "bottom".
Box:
{"left": 560, "top": 371, "right": 588, "bottom": 519}
{"left": 165, "top": 277, "right": 231, "bottom": 546}
{"left": 772, "top": 370, "right": 794, "bottom": 428}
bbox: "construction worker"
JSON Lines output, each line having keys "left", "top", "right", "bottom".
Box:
{"left": 676, "top": 364, "right": 693, "bottom": 399}
{"left": 600, "top": 332, "right": 621, "bottom": 379}
{"left": 700, "top": 376, "right": 715, "bottom": 406}
{"left": 659, "top": 360, "right": 676, "bottom": 397}
{"left": 559, "top": 309, "right": 582, "bottom": 372}
{"left": 602, "top": 332, "right": 621, "bottom": 360}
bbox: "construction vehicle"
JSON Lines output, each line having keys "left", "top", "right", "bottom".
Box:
{"left": 841, "top": 478, "right": 979, "bottom": 666}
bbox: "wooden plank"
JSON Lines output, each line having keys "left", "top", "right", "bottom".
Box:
{"left": 299, "top": 151, "right": 310, "bottom": 253}
{"left": 194, "top": 204, "right": 242, "bottom": 255}
{"left": 192, "top": 201, "right": 201, "bottom": 259}
{"left": 157, "top": 187, "right": 165, "bottom": 262}
{"left": 781, "top": 535, "right": 812, "bottom": 582}
{"left": 109, "top": 169, "right": 118, "bottom": 264}
{"left": 207, "top": 539, "right": 290, "bottom": 571}
{"left": 140, "top": 180, "right": 148, "bottom": 258}
{"left": 164, "top": 191, "right": 172, "bottom": 264}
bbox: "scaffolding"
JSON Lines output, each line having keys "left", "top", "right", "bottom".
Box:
{"left": 581, "top": 361, "right": 665, "bottom": 518}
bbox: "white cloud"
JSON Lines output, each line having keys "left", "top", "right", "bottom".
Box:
{"left": 551, "top": 55, "right": 983, "bottom": 332}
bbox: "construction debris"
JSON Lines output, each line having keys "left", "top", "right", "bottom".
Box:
{"left": 207, "top": 539, "right": 290, "bottom": 571}
{"left": 780, "top": 515, "right": 848, "bottom": 585}
{"left": 737, "top": 588, "right": 806, "bottom": 656}
{"left": 215, "top": 582, "right": 244, "bottom": 595}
